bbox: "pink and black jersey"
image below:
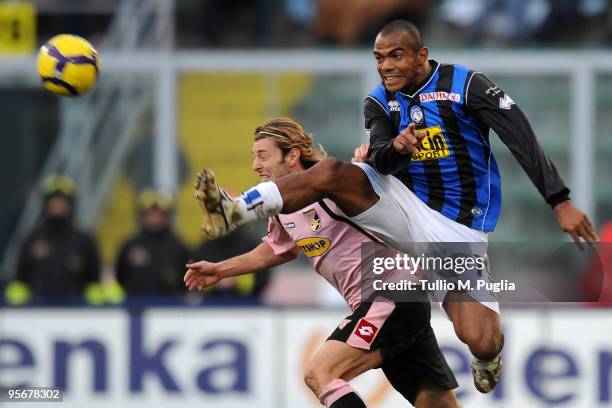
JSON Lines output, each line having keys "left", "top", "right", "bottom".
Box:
{"left": 264, "top": 199, "right": 402, "bottom": 311}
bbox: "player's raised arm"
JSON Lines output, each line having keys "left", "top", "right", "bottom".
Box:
{"left": 184, "top": 241, "right": 298, "bottom": 291}
{"left": 465, "top": 72, "right": 599, "bottom": 247}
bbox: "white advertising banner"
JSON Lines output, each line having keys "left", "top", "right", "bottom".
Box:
{"left": 0, "top": 307, "right": 610, "bottom": 407}
{"left": 0, "top": 309, "right": 276, "bottom": 408}
{"left": 283, "top": 308, "right": 612, "bottom": 408}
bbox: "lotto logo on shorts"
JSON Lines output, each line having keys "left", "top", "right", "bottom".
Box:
{"left": 354, "top": 319, "right": 378, "bottom": 344}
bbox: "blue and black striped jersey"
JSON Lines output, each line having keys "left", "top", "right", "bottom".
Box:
{"left": 365, "top": 60, "right": 569, "bottom": 232}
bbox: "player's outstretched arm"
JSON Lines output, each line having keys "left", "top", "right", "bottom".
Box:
{"left": 465, "top": 73, "right": 599, "bottom": 247}
{"left": 184, "top": 242, "right": 298, "bottom": 291}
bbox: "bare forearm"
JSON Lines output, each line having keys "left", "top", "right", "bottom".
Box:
{"left": 216, "top": 242, "right": 296, "bottom": 279}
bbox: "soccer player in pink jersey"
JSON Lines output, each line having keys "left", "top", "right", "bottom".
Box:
{"left": 185, "top": 118, "right": 460, "bottom": 408}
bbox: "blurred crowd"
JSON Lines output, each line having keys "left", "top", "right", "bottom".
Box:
{"left": 3, "top": 175, "right": 271, "bottom": 306}
{"left": 32, "top": 0, "right": 612, "bottom": 48}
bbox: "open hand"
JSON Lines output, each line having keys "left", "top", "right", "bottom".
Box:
{"left": 184, "top": 260, "right": 223, "bottom": 290}
{"left": 554, "top": 200, "right": 599, "bottom": 250}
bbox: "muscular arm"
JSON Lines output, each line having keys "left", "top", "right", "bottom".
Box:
{"left": 216, "top": 242, "right": 299, "bottom": 278}
{"left": 466, "top": 73, "right": 570, "bottom": 207}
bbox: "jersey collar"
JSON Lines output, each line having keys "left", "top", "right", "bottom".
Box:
{"left": 398, "top": 60, "right": 439, "bottom": 99}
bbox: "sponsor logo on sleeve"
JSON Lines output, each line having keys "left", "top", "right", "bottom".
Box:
{"left": 485, "top": 86, "right": 501, "bottom": 97}
{"left": 499, "top": 94, "right": 515, "bottom": 110}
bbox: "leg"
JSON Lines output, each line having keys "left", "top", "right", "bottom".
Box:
{"left": 443, "top": 292, "right": 504, "bottom": 393}
{"left": 308, "top": 299, "right": 424, "bottom": 407}
{"left": 304, "top": 340, "right": 382, "bottom": 407}
{"left": 193, "top": 159, "right": 379, "bottom": 240}
{"left": 414, "top": 381, "right": 462, "bottom": 408}
{"left": 275, "top": 158, "right": 378, "bottom": 216}
{"left": 443, "top": 293, "right": 503, "bottom": 360}
{"left": 381, "top": 324, "right": 459, "bottom": 407}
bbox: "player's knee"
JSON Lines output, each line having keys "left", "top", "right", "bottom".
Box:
{"left": 303, "top": 369, "right": 319, "bottom": 394}
{"left": 304, "top": 364, "right": 334, "bottom": 396}
{"left": 458, "top": 325, "right": 503, "bottom": 360}
{"left": 417, "top": 392, "right": 460, "bottom": 408}
{"left": 416, "top": 382, "right": 461, "bottom": 408}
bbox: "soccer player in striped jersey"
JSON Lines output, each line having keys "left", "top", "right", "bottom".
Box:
{"left": 186, "top": 118, "right": 460, "bottom": 408}
{"left": 363, "top": 20, "right": 597, "bottom": 392}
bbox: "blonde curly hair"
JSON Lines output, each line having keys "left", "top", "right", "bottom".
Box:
{"left": 254, "top": 117, "right": 327, "bottom": 168}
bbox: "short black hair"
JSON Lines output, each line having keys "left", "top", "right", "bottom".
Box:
{"left": 378, "top": 20, "right": 424, "bottom": 51}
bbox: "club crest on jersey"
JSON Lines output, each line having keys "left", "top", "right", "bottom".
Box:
{"left": 410, "top": 105, "right": 423, "bottom": 125}
{"left": 303, "top": 208, "right": 322, "bottom": 231}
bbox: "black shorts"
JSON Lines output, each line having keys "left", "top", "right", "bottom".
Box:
{"left": 327, "top": 299, "right": 457, "bottom": 405}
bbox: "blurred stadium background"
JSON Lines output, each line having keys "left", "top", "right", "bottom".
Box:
{"left": 0, "top": 0, "right": 611, "bottom": 407}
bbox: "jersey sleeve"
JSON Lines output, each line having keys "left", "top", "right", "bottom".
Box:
{"left": 364, "top": 97, "right": 412, "bottom": 175}
{"left": 262, "top": 217, "right": 298, "bottom": 256}
{"left": 466, "top": 72, "right": 570, "bottom": 207}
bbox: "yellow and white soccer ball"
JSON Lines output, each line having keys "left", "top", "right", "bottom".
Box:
{"left": 37, "top": 34, "right": 100, "bottom": 96}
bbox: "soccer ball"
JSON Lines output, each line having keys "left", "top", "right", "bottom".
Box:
{"left": 37, "top": 34, "right": 100, "bottom": 96}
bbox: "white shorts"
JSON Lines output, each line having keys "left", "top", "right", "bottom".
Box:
{"left": 349, "top": 162, "right": 499, "bottom": 315}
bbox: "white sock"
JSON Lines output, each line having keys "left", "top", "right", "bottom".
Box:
{"left": 234, "top": 181, "right": 283, "bottom": 225}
